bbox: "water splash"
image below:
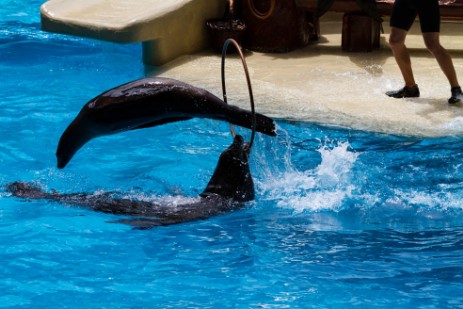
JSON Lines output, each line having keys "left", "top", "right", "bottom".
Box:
{"left": 257, "top": 136, "right": 359, "bottom": 213}
{"left": 440, "top": 116, "right": 463, "bottom": 132}
{"left": 254, "top": 126, "right": 463, "bottom": 223}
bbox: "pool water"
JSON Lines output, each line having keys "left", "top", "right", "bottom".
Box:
{"left": 1, "top": 1, "right": 463, "bottom": 308}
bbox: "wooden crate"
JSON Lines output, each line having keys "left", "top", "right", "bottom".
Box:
{"left": 342, "top": 11, "right": 380, "bottom": 52}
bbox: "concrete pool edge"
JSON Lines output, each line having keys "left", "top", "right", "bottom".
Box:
{"left": 153, "top": 17, "right": 463, "bottom": 138}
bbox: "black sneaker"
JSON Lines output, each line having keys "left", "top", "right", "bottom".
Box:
{"left": 386, "top": 85, "right": 420, "bottom": 98}
{"left": 448, "top": 86, "right": 463, "bottom": 104}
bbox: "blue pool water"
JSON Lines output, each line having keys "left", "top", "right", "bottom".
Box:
{"left": 1, "top": 2, "right": 463, "bottom": 308}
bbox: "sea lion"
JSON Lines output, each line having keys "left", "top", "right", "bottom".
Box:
{"left": 57, "top": 77, "right": 276, "bottom": 168}
{"left": 7, "top": 135, "right": 254, "bottom": 229}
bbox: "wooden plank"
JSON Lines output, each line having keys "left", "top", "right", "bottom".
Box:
{"left": 39, "top": 0, "right": 225, "bottom": 65}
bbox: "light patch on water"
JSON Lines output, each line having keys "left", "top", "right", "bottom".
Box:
{"left": 0, "top": 144, "right": 36, "bottom": 162}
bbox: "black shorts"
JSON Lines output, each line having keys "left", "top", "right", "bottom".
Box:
{"left": 390, "top": 0, "right": 440, "bottom": 33}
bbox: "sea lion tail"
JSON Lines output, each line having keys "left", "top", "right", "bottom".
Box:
{"left": 223, "top": 104, "right": 276, "bottom": 137}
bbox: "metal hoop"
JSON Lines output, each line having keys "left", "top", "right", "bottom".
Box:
{"left": 247, "top": 0, "right": 276, "bottom": 20}
{"left": 221, "top": 38, "right": 256, "bottom": 150}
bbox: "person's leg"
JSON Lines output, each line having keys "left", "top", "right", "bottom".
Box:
{"left": 389, "top": 27, "right": 416, "bottom": 88}
{"left": 386, "top": 0, "right": 420, "bottom": 98}
{"left": 422, "top": 33, "right": 459, "bottom": 88}
{"left": 386, "top": 27, "right": 420, "bottom": 98}
{"left": 418, "top": 0, "right": 461, "bottom": 103}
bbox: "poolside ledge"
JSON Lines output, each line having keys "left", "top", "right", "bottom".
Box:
{"left": 40, "top": 0, "right": 225, "bottom": 66}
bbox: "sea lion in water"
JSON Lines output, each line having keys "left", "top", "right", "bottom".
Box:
{"left": 56, "top": 77, "right": 276, "bottom": 168}
{"left": 7, "top": 135, "right": 254, "bottom": 229}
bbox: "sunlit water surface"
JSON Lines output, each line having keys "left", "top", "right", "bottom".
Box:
{"left": 1, "top": 2, "right": 463, "bottom": 308}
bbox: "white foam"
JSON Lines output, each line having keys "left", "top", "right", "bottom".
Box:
{"left": 393, "top": 189, "right": 463, "bottom": 211}
{"left": 120, "top": 192, "right": 201, "bottom": 207}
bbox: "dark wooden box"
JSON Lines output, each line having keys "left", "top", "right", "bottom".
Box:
{"left": 342, "top": 11, "right": 380, "bottom": 52}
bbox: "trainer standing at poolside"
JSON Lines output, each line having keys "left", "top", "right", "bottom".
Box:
{"left": 386, "top": 0, "right": 463, "bottom": 104}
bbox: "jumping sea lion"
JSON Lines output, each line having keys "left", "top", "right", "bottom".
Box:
{"left": 57, "top": 77, "right": 276, "bottom": 168}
